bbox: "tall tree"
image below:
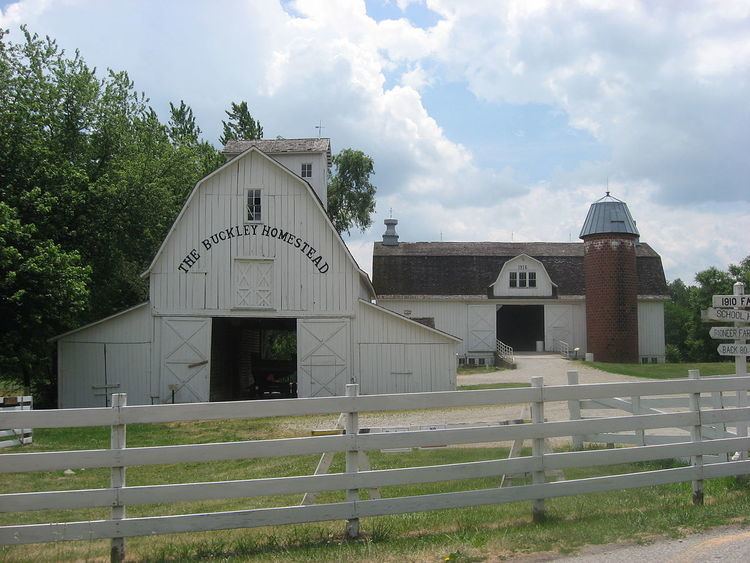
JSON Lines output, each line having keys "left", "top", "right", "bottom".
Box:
{"left": 0, "top": 28, "right": 222, "bottom": 397}
{"left": 664, "top": 256, "right": 750, "bottom": 362}
{"left": 219, "top": 101, "right": 263, "bottom": 144}
{"left": 327, "top": 148, "right": 377, "bottom": 235}
{"left": 167, "top": 100, "right": 201, "bottom": 147}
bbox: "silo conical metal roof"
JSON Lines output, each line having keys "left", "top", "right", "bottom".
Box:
{"left": 579, "top": 193, "right": 640, "bottom": 238}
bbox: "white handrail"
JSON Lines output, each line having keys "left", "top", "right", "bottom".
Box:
{"left": 556, "top": 340, "right": 570, "bottom": 359}
{"left": 496, "top": 339, "right": 514, "bottom": 365}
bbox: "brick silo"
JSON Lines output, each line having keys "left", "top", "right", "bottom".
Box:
{"left": 579, "top": 193, "right": 640, "bottom": 363}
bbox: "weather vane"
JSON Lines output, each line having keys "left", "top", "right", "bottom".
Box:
{"left": 315, "top": 121, "right": 325, "bottom": 138}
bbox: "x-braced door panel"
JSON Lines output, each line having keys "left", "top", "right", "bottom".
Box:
{"left": 160, "top": 317, "right": 211, "bottom": 403}
{"left": 297, "top": 319, "right": 350, "bottom": 397}
{"left": 468, "top": 305, "right": 495, "bottom": 352}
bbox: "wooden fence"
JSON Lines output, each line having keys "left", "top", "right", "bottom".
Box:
{"left": 0, "top": 396, "right": 32, "bottom": 449}
{"left": 2, "top": 373, "right": 750, "bottom": 561}
{"left": 567, "top": 370, "right": 747, "bottom": 461}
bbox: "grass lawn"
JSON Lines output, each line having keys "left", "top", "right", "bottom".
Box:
{"left": 580, "top": 361, "right": 739, "bottom": 379}
{"left": 3, "top": 414, "right": 750, "bottom": 562}
{"left": 457, "top": 365, "right": 505, "bottom": 375}
{"left": 458, "top": 382, "right": 530, "bottom": 390}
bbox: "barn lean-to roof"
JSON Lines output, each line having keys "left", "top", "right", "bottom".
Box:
{"left": 372, "top": 241, "right": 668, "bottom": 297}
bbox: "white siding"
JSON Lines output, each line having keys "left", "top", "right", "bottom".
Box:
{"left": 377, "top": 299, "right": 470, "bottom": 354}
{"left": 638, "top": 301, "right": 666, "bottom": 362}
{"left": 491, "top": 255, "right": 554, "bottom": 298}
{"left": 149, "top": 150, "right": 359, "bottom": 316}
{"left": 544, "top": 302, "right": 587, "bottom": 354}
{"left": 57, "top": 304, "right": 153, "bottom": 408}
{"left": 270, "top": 153, "right": 329, "bottom": 206}
{"left": 354, "top": 301, "right": 458, "bottom": 395}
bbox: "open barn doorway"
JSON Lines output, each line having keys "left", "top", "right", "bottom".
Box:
{"left": 496, "top": 305, "right": 545, "bottom": 352}
{"left": 209, "top": 317, "right": 297, "bottom": 401}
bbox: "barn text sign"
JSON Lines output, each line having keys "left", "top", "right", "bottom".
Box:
{"left": 177, "top": 224, "right": 329, "bottom": 274}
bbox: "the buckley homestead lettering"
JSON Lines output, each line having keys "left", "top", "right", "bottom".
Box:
{"left": 178, "top": 224, "right": 329, "bottom": 274}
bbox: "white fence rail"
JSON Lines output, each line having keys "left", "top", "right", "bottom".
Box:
{"left": 1, "top": 373, "right": 750, "bottom": 560}
{"left": 0, "top": 396, "right": 32, "bottom": 449}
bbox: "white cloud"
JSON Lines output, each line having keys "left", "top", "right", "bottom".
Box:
{"left": 2, "top": 0, "right": 748, "bottom": 285}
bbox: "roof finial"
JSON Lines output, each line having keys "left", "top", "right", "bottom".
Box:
{"left": 606, "top": 176, "right": 609, "bottom": 197}
{"left": 389, "top": 207, "right": 393, "bottom": 219}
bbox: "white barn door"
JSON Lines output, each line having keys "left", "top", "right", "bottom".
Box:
{"left": 297, "top": 319, "right": 350, "bottom": 397}
{"left": 468, "top": 305, "right": 495, "bottom": 352}
{"left": 545, "top": 304, "right": 572, "bottom": 352}
{"left": 160, "top": 317, "right": 211, "bottom": 403}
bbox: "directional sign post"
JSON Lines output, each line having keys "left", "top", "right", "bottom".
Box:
{"left": 710, "top": 327, "right": 750, "bottom": 340}
{"left": 713, "top": 295, "right": 750, "bottom": 309}
{"left": 717, "top": 343, "right": 750, "bottom": 357}
{"left": 705, "top": 307, "right": 750, "bottom": 323}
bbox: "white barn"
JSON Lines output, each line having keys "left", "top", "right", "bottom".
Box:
{"left": 372, "top": 197, "right": 669, "bottom": 366}
{"left": 53, "top": 140, "right": 459, "bottom": 408}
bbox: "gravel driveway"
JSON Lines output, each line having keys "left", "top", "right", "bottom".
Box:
{"left": 298, "top": 354, "right": 652, "bottom": 447}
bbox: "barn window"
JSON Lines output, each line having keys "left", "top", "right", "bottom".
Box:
{"left": 518, "top": 272, "right": 527, "bottom": 288}
{"left": 529, "top": 272, "right": 537, "bottom": 288}
{"left": 246, "top": 189, "right": 262, "bottom": 222}
{"left": 509, "top": 272, "right": 517, "bottom": 287}
{"left": 301, "top": 163, "right": 312, "bottom": 178}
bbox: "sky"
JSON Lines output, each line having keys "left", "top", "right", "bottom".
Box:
{"left": 2, "top": 0, "right": 749, "bottom": 284}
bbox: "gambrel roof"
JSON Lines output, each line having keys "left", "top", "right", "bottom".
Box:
{"left": 142, "top": 146, "right": 374, "bottom": 297}
{"left": 373, "top": 241, "right": 668, "bottom": 297}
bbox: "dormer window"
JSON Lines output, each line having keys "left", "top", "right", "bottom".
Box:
{"left": 301, "top": 163, "right": 312, "bottom": 178}
{"left": 509, "top": 270, "right": 536, "bottom": 288}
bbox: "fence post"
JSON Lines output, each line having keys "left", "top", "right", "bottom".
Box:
{"left": 110, "top": 393, "right": 127, "bottom": 563}
{"left": 688, "top": 370, "right": 703, "bottom": 506}
{"left": 632, "top": 395, "right": 645, "bottom": 446}
{"left": 566, "top": 370, "right": 583, "bottom": 450}
{"left": 531, "top": 376, "right": 546, "bottom": 522}
{"left": 734, "top": 282, "right": 748, "bottom": 464}
{"left": 344, "top": 383, "right": 360, "bottom": 539}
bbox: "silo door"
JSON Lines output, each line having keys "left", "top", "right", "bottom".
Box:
{"left": 297, "top": 319, "right": 350, "bottom": 397}
{"left": 160, "top": 317, "right": 211, "bottom": 403}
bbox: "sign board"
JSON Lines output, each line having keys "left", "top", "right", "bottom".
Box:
{"left": 710, "top": 327, "right": 750, "bottom": 340}
{"left": 705, "top": 307, "right": 750, "bottom": 323}
{"left": 717, "top": 343, "right": 750, "bottom": 357}
{"left": 712, "top": 295, "right": 750, "bottom": 308}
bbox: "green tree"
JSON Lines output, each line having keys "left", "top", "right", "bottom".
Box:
{"left": 0, "top": 202, "right": 90, "bottom": 393}
{"left": 168, "top": 100, "right": 202, "bottom": 147}
{"left": 664, "top": 256, "right": 750, "bottom": 363}
{"left": 327, "top": 148, "right": 377, "bottom": 235}
{"left": 0, "top": 28, "right": 222, "bottom": 395}
{"left": 219, "top": 101, "right": 263, "bottom": 144}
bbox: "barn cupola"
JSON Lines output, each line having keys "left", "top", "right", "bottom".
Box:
{"left": 382, "top": 218, "right": 399, "bottom": 246}
{"left": 579, "top": 192, "right": 639, "bottom": 363}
